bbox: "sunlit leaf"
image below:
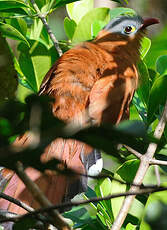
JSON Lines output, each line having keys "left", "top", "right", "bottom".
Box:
{"left": 66, "top": 0, "right": 94, "bottom": 24}
{"left": 156, "top": 55, "right": 167, "bottom": 76}
{"left": 18, "top": 40, "right": 58, "bottom": 92}
{"left": 0, "top": 22, "right": 29, "bottom": 46}
{"left": 140, "top": 37, "right": 151, "bottom": 59}
{"left": 64, "top": 17, "right": 77, "bottom": 40}
{"left": 72, "top": 7, "right": 110, "bottom": 43}
{"left": 137, "top": 60, "right": 150, "bottom": 106}
{"left": 148, "top": 75, "right": 167, "bottom": 123}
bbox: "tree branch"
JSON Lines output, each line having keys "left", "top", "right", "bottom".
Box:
{"left": 111, "top": 100, "right": 167, "bottom": 230}
{"left": 0, "top": 192, "right": 34, "bottom": 212}
{"left": 30, "top": 0, "right": 63, "bottom": 56}
{"left": 123, "top": 145, "right": 142, "bottom": 159}
{"left": 150, "top": 159, "right": 167, "bottom": 165}
{"left": 1, "top": 185, "right": 167, "bottom": 224}
{"left": 15, "top": 161, "right": 70, "bottom": 230}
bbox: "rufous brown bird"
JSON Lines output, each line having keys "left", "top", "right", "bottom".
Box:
{"left": 0, "top": 14, "right": 159, "bottom": 218}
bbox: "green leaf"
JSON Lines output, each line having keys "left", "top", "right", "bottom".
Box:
{"left": 95, "top": 177, "right": 114, "bottom": 221}
{"left": 0, "top": 0, "right": 30, "bottom": 11}
{"left": 111, "top": 160, "right": 140, "bottom": 218}
{"left": 53, "top": 0, "right": 80, "bottom": 9}
{"left": 126, "top": 223, "right": 138, "bottom": 230}
{"left": 130, "top": 105, "right": 141, "bottom": 121}
{"left": 72, "top": 7, "right": 110, "bottom": 43}
{"left": 111, "top": 173, "right": 127, "bottom": 218}
{"left": 137, "top": 60, "right": 150, "bottom": 106}
{"left": 109, "top": 7, "right": 136, "bottom": 20}
{"left": 66, "top": 0, "right": 94, "bottom": 24}
{"left": 148, "top": 75, "right": 167, "bottom": 123}
{"left": 13, "top": 217, "right": 41, "bottom": 230}
{"left": 140, "top": 184, "right": 167, "bottom": 230}
{"left": 64, "top": 17, "right": 77, "bottom": 40}
{"left": 0, "top": 34, "right": 17, "bottom": 102}
{"left": 6, "top": 18, "right": 27, "bottom": 36}
{"left": 0, "top": 22, "right": 29, "bottom": 46}
{"left": 144, "top": 25, "right": 167, "bottom": 69}
{"left": 140, "top": 37, "right": 151, "bottom": 59}
{"left": 156, "top": 55, "right": 167, "bottom": 76}
{"left": 96, "top": 203, "right": 112, "bottom": 228}
{"left": 117, "top": 160, "right": 139, "bottom": 183}
{"left": 18, "top": 40, "right": 58, "bottom": 92}
{"left": 132, "top": 92, "right": 147, "bottom": 122}
{"left": 91, "top": 20, "right": 106, "bottom": 38}
{"left": 30, "top": 18, "right": 43, "bottom": 40}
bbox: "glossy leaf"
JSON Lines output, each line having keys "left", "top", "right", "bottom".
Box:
{"left": 109, "top": 7, "right": 136, "bottom": 20}
{"left": 18, "top": 40, "right": 58, "bottom": 92}
{"left": 111, "top": 173, "right": 126, "bottom": 218}
{"left": 64, "top": 17, "right": 77, "bottom": 40}
{"left": 137, "top": 60, "right": 150, "bottom": 106}
{"left": 156, "top": 55, "right": 167, "bottom": 76}
{"left": 0, "top": 22, "right": 29, "bottom": 46}
{"left": 0, "top": 0, "right": 30, "bottom": 11}
{"left": 30, "top": 18, "right": 43, "bottom": 40}
{"left": 66, "top": 0, "right": 94, "bottom": 24}
{"left": 111, "top": 160, "right": 140, "bottom": 218}
{"left": 91, "top": 20, "right": 106, "bottom": 38}
{"left": 53, "top": 0, "right": 80, "bottom": 9}
{"left": 6, "top": 18, "right": 27, "bottom": 36}
{"left": 140, "top": 37, "right": 151, "bottom": 59}
{"left": 95, "top": 177, "right": 114, "bottom": 221}
{"left": 148, "top": 75, "right": 167, "bottom": 123}
{"left": 72, "top": 7, "right": 110, "bottom": 43}
{"left": 126, "top": 223, "right": 138, "bottom": 230}
{"left": 96, "top": 203, "right": 112, "bottom": 228}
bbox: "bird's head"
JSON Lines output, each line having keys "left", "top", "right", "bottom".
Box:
{"left": 103, "top": 14, "right": 159, "bottom": 39}
{"left": 95, "top": 14, "right": 159, "bottom": 59}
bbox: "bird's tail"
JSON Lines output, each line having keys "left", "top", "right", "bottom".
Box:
{"left": 0, "top": 136, "right": 102, "bottom": 215}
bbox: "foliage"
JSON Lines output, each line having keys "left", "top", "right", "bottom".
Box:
{"left": 0, "top": 0, "right": 167, "bottom": 229}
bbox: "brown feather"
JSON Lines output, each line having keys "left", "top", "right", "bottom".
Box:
{"left": 0, "top": 28, "right": 144, "bottom": 214}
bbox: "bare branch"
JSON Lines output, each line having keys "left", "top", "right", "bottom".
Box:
{"left": 123, "top": 145, "right": 142, "bottom": 159}
{"left": 15, "top": 161, "right": 70, "bottom": 230}
{"left": 0, "top": 192, "right": 34, "bottom": 212}
{"left": 111, "top": 100, "right": 167, "bottom": 230}
{"left": 150, "top": 159, "right": 167, "bottom": 166}
{"left": 2, "top": 185, "right": 166, "bottom": 224}
{"left": 30, "top": 0, "right": 63, "bottom": 56}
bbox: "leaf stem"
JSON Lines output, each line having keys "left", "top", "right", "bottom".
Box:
{"left": 30, "top": 0, "right": 63, "bottom": 56}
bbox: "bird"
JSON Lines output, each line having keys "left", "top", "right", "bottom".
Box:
{"left": 0, "top": 14, "right": 159, "bottom": 216}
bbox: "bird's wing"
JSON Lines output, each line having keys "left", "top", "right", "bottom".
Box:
{"left": 0, "top": 43, "right": 103, "bottom": 214}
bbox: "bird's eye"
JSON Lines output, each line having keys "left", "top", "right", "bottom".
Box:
{"left": 124, "top": 25, "right": 136, "bottom": 34}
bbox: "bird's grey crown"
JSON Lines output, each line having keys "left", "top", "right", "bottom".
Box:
{"left": 104, "top": 15, "right": 144, "bottom": 36}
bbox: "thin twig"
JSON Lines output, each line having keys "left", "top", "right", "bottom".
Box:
{"left": 111, "top": 100, "right": 167, "bottom": 230}
{"left": 30, "top": 0, "right": 63, "bottom": 56}
{"left": 150, "top": 159, "right": 167, "bottom": 166}
{"left": 1, "top": 185, "right": 167, "bottom": 224}
{"left": 15, "top": 161, "right": 70, "bottom": 230}
{"left": 124, "top": 145, "right": 142, "bottom": 159}
{"left": 0, "top": 192, "right": 34, "bottom": 212}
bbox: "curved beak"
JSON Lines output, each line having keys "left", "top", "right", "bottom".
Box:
{"left": 141, "top": 17, "right": 160, "bottom": 29}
